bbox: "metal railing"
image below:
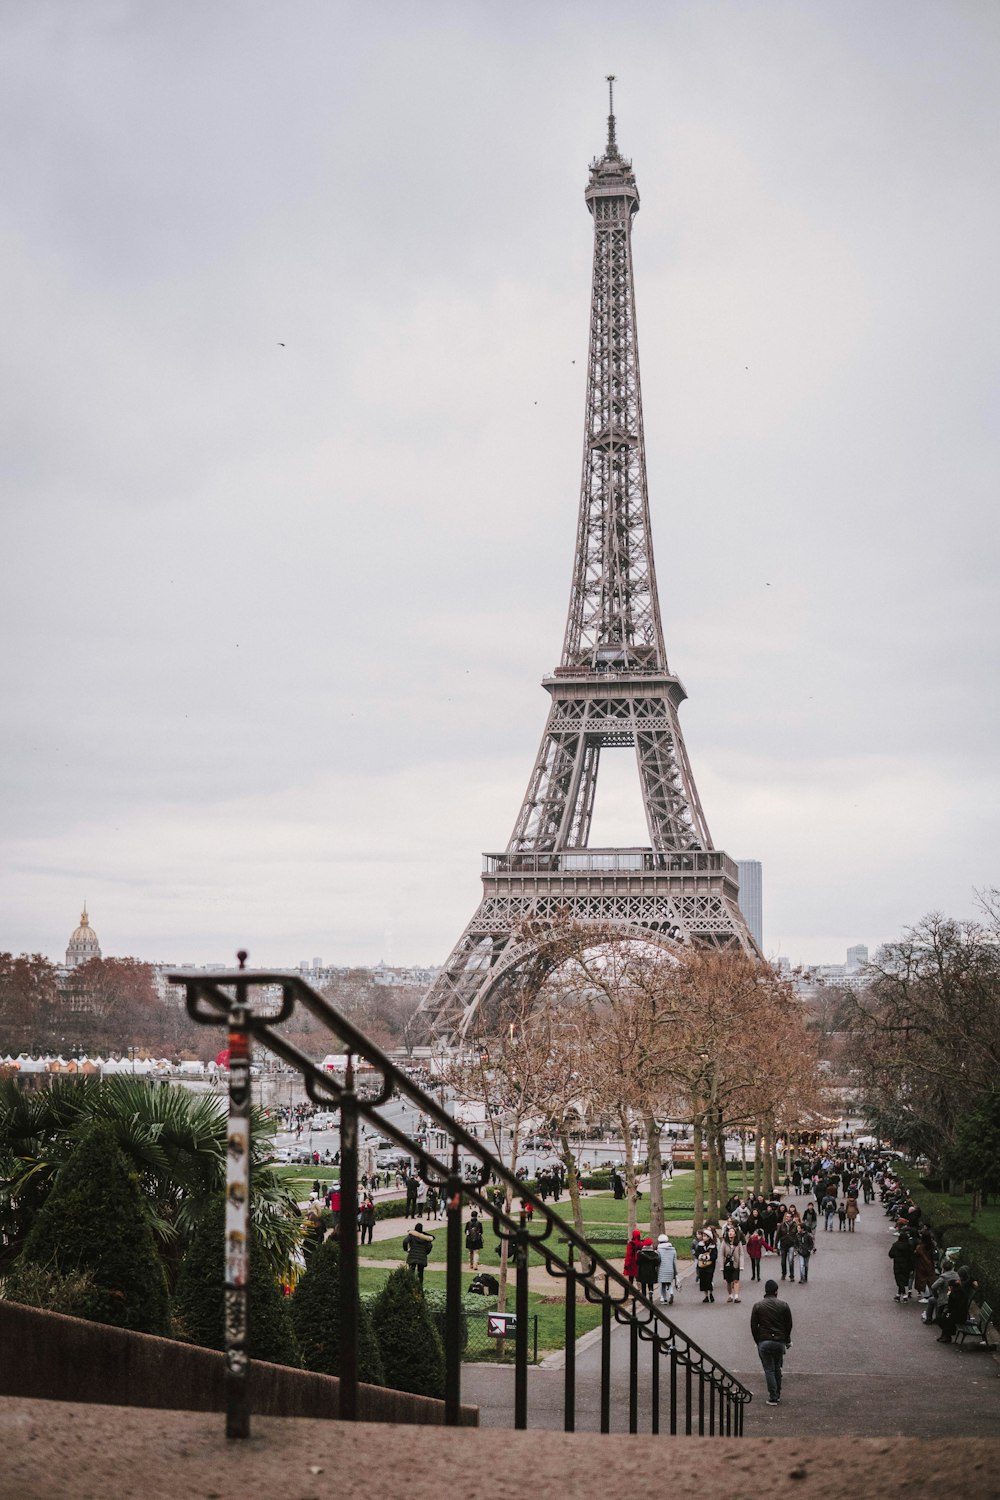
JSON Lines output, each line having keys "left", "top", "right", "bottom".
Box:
{"left": 483, "top": 849, "right": 738, "bottom": 879}
{"left": 172, "top": 958, "right": 752, "bottom": 1440}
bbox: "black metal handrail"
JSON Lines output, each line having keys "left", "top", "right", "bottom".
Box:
{"left": 171, "top": 961, "right": 752, "bottom": 1439}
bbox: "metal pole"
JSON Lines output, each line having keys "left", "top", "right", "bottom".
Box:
{"left": 628, "top": 1311, "right": 638, "bottom": 1433}
{"left": 444, "top": 1144, "right": 463, "bottom": 1425}
{"left": 224, "top": 980, "right": 251, "bottom": 1440}
{"left": 514, "top": 1214, "right": 529, "bottom": 1429}
{"left": 651, "top": 1339, "right": 660, "bottom": 1435}
{"left": 338, "top": 1055, "right": 359, "bottom": 1420}
{"left": 563, "top": 1249, "right": 576, "bottom": 1432}
{"left": 670, "top": 1347, "right": 678, "bottom": 1436}
{"left": 600, "top": 1293, "right": 611, "bottom": 1433}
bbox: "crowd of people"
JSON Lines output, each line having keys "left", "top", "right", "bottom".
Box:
{"left": 880, "top": 1174, "right": 980, "bottom": 1344}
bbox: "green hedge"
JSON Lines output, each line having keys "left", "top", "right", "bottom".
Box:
{"left": 290, "top": 1239, "right": 384, "bottom": 1385}
{"left": 369, "top": 1268, "right": 445, "bottom": 1399}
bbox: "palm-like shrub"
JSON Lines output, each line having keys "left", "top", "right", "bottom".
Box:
{"left": 172, "top": 1197, "right": 301, "bottom": 1367}
{"left": 6, "top": 1118, "right": 170, "bottom": 1335}
{"left": 370, "top": 1267, "right": 445, "bottom": 1399}
{"left": 0, "top": 1075, "right": 300, "bottom": 1283}
{"left": 289, "top": 1239, "right": 384, "bottom": 1386}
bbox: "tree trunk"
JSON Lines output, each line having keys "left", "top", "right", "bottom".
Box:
{"left": 644, "top": 1111, "right": 664, "bottom": 1237}
{"left": 753, "top": 1122, "right": 762, "bottom": 1197}
{"left": 716, "top": 1112, "right": 729, "bottom": 1204}
{"left": 496, "top": 1185, "right": 512, "bottom": 1314}
{"left": 762, "top": 1116, "right": 775, "bottom": 1197}
{"left": 559, "top": 1128, "right": 585, "bottom": 1236}
{"left": 706, "top": 1116, "right": 719, "bottom": 1225}
{"left": 619, "top": 1107, "right": 639, "bottom": 1234}
{"left": 740, "top": 1130, "right": 749, "bottom": 1197}
{"left": 692, "top": 1108, "right": 705, "bottom": 1232}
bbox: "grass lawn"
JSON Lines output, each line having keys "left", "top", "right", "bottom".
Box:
{"left": 899, "top": 1167, "right": 1000, "bottom": 1245}
{"left": 273, "top": 1165, "right": 339, "bottom": 1200}
{"left": 354, "top": 1266, "right": 603, "bottom": 1358}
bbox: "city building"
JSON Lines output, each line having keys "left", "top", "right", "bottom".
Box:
{"left": 736, "top": 861, "right": 763, "bottom": 949}
{"left": 65, "top": 906, "right": 101, "bottom": 968}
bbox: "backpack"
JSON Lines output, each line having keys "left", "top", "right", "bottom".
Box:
{"left": 466, "top": 1220, "right": 484, "bottom": 1249}
{"left": 638, "top": 1246, "right": 660, "bottom": 1275}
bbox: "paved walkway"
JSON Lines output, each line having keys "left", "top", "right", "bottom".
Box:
{"left": 461, "top": 1198, "right": 1000, "bottom": 1436}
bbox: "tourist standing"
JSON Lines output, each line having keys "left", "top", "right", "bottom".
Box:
{"left": 696, "top": 1229, "right": 718, "bottom": 1303}
{"left": 721, "top": 1226, "right": 743, "bottom": 1303}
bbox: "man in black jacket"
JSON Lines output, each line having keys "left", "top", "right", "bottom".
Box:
{"left": 750, "top": 1279, "right": 793, "bottom": 1405}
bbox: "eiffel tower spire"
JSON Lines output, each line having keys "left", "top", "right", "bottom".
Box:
{"left": 413, "top": 92, "right": 757, "bottom": 1042}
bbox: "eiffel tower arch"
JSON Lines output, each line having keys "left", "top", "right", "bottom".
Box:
{"left": 414, "top": 84, "right": 758, "bottom": 1043}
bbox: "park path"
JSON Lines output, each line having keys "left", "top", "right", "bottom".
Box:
{"left": 461, "top": 1195, "right": 1000, "bottom": 1436}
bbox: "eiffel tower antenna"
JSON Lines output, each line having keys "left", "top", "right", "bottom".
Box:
{"left": 413, "top": 91, "right": 758, "bottom": 1042}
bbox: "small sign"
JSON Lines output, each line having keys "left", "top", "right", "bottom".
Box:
{"left": 487, "top": 1313, "right": 517, "bottom": 1338}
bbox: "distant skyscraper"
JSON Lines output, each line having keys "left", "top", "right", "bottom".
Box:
{"left": 846, "top": 944, "right": 869, "bottom": 972}
{"left": 736, "top": 861, "right": 763, "bottom": 949}
{"left": 65, "top": 905, "right": 101, "bottom": 967}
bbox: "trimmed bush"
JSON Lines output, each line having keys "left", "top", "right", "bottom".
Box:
{"left": 370, "top": 1267, "right": 445, "bottom": 1399}
{"left": 374, "top": 1196, "right": 408, "bottom": 1222}
{"left": 8, "top": 1118, "right": 170, "bottom": 1336}
{"left": 420, "top": 1287, "right": 469, "bottom": 1355}
{"left": 173, "top": 1199, "right": 301, "bottom": 1367}
{"left": 290, "top": 1239, "right": 384, "bottom": 1385}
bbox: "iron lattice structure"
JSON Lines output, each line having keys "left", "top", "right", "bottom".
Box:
{"left": 415, "top": 88, "right": 757, "bottom": 1042}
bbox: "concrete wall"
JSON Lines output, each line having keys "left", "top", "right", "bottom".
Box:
{"left": 0, "top": 1301, "right": 477, "bottom": 1427}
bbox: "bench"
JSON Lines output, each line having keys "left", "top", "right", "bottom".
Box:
{"left": 954, "top": 1300, "right": 993, "bottom": 1349}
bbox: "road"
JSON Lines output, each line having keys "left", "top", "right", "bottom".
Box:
{"left": 462, "top": 1193, "right": 1000, "bottom": 1437}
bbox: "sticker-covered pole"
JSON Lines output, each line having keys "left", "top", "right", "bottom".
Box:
{"left": 224, "top": 953, "right": 252, "bottom": 1438}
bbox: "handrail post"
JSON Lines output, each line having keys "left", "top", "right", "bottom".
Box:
{"left": 444, "top": 1143, "right": 463, "bottom": 1425}
{"left": 514, "top": 1211, "right": 530, "bottom": 1429}
{"left": 628, "top": 1306, "right": 638, "bottom": 1433}
{"left": 651, "top": 1335, "right": 660, "bottom": 1435}
{"left": 670, "top": 1346, "right": 678, "bottom": 1435}
{"left": 563, "top": 1245, "right": 576, "bottom": 1432}
{"left": 224, "top": 975, "right": 251, "bottom": 1440}
{"left": 338, "top": 1054, "right": 359, "bottom": 1420}
{"left": 600, "top": 1288, "right": 612, "bottom": 1433}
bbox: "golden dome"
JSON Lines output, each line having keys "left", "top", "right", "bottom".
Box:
{"left": 69, "top": 907, "right": 99, "bottom": 946}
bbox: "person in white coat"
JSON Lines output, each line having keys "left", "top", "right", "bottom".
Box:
{"left": 656, "top": 1233, "right": 678, "bottom": 1305}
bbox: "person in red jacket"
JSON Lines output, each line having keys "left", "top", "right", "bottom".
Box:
{"left": 624, "top": 1228, "right": 642, "bottom": 1282}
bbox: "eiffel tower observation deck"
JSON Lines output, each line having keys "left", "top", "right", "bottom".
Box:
{"left": 414, "top": 83, "right": 758, "bottom": 1042}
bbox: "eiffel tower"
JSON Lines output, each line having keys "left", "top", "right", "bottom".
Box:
{"left": 414, "top": 83, "right": 757, "bottom": 1042}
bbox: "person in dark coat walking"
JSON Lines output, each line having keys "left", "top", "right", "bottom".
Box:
{"left": 889, "top": 1229, "right": 916, "bottom": 1301}
{"left": 750, "top": 1278, "right": 793, "bottom": 1405}
{"left": 402, "top": 1222, "right": 434, "bottom": 1284}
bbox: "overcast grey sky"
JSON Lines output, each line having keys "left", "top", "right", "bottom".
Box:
{"left": 2, "top": 1, "right": 998, "bottom": 970}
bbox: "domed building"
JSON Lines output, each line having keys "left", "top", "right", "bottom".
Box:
{"left": 66, "top": 906, "right": 101, "bottom": 968}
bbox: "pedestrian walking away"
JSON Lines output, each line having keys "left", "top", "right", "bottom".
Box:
{"left": 637, "top": 1236, "right": 660, "bottom": 1301}
{"left": 656, "top": 1233, "right": 678, "bottom": 1304}
{"left": 402, "top": 1221, "right": 435, "bottom": 1284}
{"left": 465, "top": 1210, "right": 484, "bottom": 1270}
{"left": 750, "top": 1278, "right": 793, "bottom": 1405}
